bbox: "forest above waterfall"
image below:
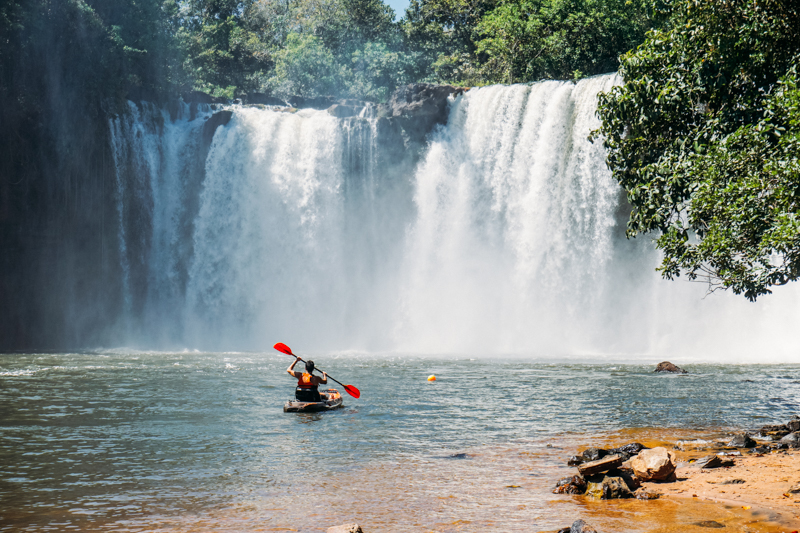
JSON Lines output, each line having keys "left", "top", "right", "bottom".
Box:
{"left": 0, "top": 0, "right": 799, "bottom": 351}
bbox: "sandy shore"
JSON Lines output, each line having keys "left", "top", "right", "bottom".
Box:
{"left": 644, "top": 446, "right": 800, "bottom": 526}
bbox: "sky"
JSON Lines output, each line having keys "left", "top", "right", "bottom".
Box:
{"left": 387, "top": 0, "right": 410, "bottom": 19}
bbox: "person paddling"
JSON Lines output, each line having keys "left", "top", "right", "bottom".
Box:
{"left": 287, "top": 356, "right": 327, "bottom": 402}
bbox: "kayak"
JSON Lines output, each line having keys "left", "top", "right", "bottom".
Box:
{"left": 284, "top": 389, "right": 344, "bottom": 413}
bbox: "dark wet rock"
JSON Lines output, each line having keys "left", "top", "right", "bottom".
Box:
{"left": 606, "top": 467, "right": 640, "bottom": 491}
{"left": 553, "top": 474, "right": 587, "bottom": 494}
{"left": 567, "top": 455, "right": 584, "bottom": 466}
{"left": 577, "top": 454, "right": 623, "bottom": 476}
{"left": 376, "top": 83, "right": 465, "bottom": 144}
{"left": 634, "top": 487, "right": 661, "bottom": 500}
{"left": 789, "top": 416, "right": 800, "bottom": 433}
{"left": 759, "top": 424, "right": 790, "bottom": 439}
{"left": 202, "top": 111, "right": 233, "bottom": 147}
{"left": 609, "top": 442, "right": 648, "bottom": 460}
{"left": 327, "top": 524, "right": 363, "bottom": 533}
{"left": 585, "top": 475, "right": 633, "bottom": 499}
{"left": 568, "top": 518, "right": 599, "bottom": 533}
{"left": 288, "top": 95, "right": 339, "bottom": 110}
{"left": 780, "top": 432, "right": 800, "bottom": 448}
{"left": 750, "top": 445, "right": 771, "bottom": 454}
{"left": 654, "top": 361, "right": 687, "bottom": 373}
{"left": 244, "top": 93, "right": 287, "bottom": 106}
{"left": 694, "top": 454, "right": 735, "bottom": 468}
{"left": 182, "top": 90, "right": 228, "bottom": 104}
{"left": 581, "top": 447, "right": 609, "bottom": 462}
{"left": 694, "top": 521, "right": 725, "bottom": 528}
{"left": 728, "top": 433, "right": 756, "bottom": 448}
{"left": 327, "top": 104, "right": 363, "bottom": 118}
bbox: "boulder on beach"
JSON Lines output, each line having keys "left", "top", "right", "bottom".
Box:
{"left": 780, "top": 431, "right": 800, "bottom": 448}
{"left": 327, "top": 524, "right": 363, "bottom": 533}
{"left": 553, "top": 474, "right": 587, "bottom": 494}
{"left": 629, "top": 447, "right": 676, "bottom": 481}
{"left": 654, "top": 361, "right": 687, "bottom": 373}
{"left": 728, "top": 432, "right": 757, "bottom": 448}
{"left": 789, "top": 416, "right": 800, "bottom": 433}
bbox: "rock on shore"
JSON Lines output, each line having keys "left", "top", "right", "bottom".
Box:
{"left": 629, "top": 447, "right": 677, "bottom": 482}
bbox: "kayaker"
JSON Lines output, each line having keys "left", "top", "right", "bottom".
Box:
{"left": 287, "top": 356, "right": 327, "bottom": 402}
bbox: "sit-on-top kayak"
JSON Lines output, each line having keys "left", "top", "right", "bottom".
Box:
{"left": 284, "top": 389, "right": 344, "bottom": 413}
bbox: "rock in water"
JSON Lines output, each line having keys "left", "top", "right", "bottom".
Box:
{"left": 585, "top": 476, "right": 634, "bottom": 499}
{"left": 728, "top": 433, "right": 756, "bottom": 448}
{"left": 789, "top": 416, "right": 800, "bottom": 432}
{"left": 629, "top": 447, "right": 676, "bottom": 481}
{"left": 634, "top": 487, "right": 661, "bottom": 500}
{"left": 553, "top": 475, "right": 587, "bottom": 494}
{"left": 780, "top": 432, "right": 800, "bottom": 448}
{"left": 570, "top": 519, "right": 600, "bottom": 533}
{"left": 654, "top": 361, "right": 687, "bottom": 373}
{"left": 577, "top": 455, "right": 623, "bottom": 476}
{"left": 327, "top": 525, "right": 363, "bottom": 533}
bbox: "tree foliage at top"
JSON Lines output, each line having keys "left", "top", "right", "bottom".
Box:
{"left": 476, "top": 0, "right": 652, "bottom": 83}
{"left": 596, "top": 0, "right": 800, "bottom": 300}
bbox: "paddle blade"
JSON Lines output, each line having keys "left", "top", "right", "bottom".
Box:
{"left": 273, "top": 342, "right": 294, "bottom": 356}
{"left": 343, "top": 385, "right": 360, "bottom": 399}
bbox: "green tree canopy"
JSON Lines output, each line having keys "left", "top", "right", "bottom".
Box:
{"left": 596, "top": 0, "right": 800, "bottom": 299}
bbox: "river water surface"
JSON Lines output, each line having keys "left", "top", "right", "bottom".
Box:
{"left": 1, "top": 351, "right": 799, "bottom": 532}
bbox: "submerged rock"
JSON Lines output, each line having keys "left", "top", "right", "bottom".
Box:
{"left": 654, "top": 361, "right": 687, "bottom": 373}
{"left": 728, "top": 433, "right": 757, "bottom": 448}
{"left": 629, "top": 447, "right": 676, "bottom": 481}
{"left": 694, "top": 521, "right": 725, "bottom": 528}
{"left": 559, "top": 519, "right": 599, "bottom": 533}
{"left": 553, "top": 474, "right": 587, "bottom": 494}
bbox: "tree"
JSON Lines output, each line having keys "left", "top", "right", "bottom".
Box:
{"left": 595, "top": 0, "right": 800, "bottom": 300}
{"left": 476, "top": 0, "right": 653, "bottom": 83}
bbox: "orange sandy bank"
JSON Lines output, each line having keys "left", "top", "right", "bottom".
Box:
{"left": 644, "top": 447, "right": 800, "bottom": 526}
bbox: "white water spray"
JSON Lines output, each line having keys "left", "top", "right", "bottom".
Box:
{"left": 109, "top": 76, "right": 800, "bottom": 360}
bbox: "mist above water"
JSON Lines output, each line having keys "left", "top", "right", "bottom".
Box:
{"left": 108, "top": 76, "right": 800, "bottom": 360}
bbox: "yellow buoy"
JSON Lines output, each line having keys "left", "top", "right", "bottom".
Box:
{"left": 427, "top": 375, "right": 436, "bottom": 381}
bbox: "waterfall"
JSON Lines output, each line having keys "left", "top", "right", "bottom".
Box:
{"left": 108, "top": 76, "right": 800, "bottom": 359}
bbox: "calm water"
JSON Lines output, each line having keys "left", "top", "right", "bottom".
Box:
{"left": 1, "top": 351, "right": 799, "bottom": 532}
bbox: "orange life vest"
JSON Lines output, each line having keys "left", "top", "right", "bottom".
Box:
{"left": 297, "top": 372, "right": 316, "bottom": 389}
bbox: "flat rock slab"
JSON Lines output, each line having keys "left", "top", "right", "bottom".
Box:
{"left": 577, "top": 454, "right": 623, "bottom": 476}
{"left": 695, "top": 454, "right": 735, "bottom": 469}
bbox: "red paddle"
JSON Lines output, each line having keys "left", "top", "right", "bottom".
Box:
{"left": 274, "top": 342, "right": 361, "bottom": 399}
